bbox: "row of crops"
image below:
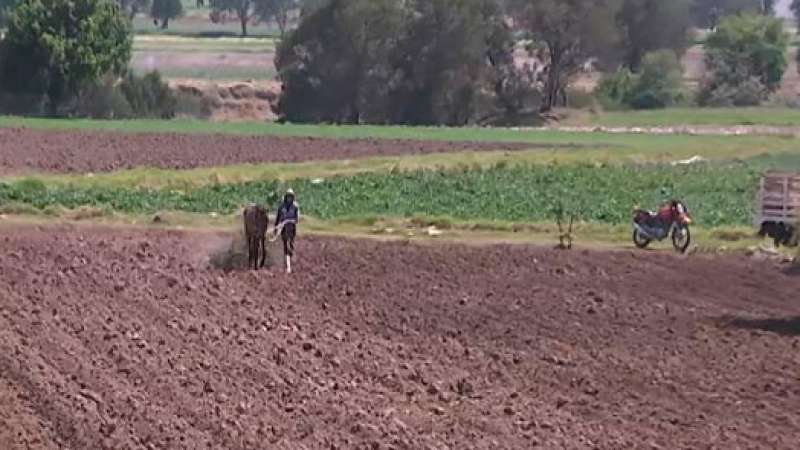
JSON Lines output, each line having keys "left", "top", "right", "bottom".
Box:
{"left": 0, "top": 161, "right": 770, "bottom": 227}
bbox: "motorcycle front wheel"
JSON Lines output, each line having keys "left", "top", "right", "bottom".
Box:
{"left": 672, "top": 226, "right": 691, "bottom": 253}
{"left": 633, "top": 229, "right": 651, "bottom": 249}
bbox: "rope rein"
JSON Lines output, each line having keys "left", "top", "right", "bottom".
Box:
{"left": 268, "top": 219, "right": 298, "bottom": 242}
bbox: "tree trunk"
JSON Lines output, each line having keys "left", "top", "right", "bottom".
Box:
{"left": 277, "top": 17, "right": 286, "bottom": 38}
{"left": 239, "top": 7, "right": 248, "bottom": 37}
{"left": 543, "top": 66, "right": 560, "bottom": 111}
{"left": 161, "top": 17, "right": 169, "bottom": 29}
{"left": 627, "top": 48, "right": 643, "bottom": 72}
{"left": 542, "top": 44, "right": 564, "bottom": 112}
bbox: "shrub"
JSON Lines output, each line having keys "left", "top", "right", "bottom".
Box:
{"left": 76, "top": 77, "right": 134, "bottom": 119}
{"left": 0, "top": 91, "right": 47, "bottom": 115}
{"left": 627, "top": 50, "right": 685, "bottom": 109}
{"left": 119, "top": 71, "right": 177, "bottom": 119}
{"left": 565, "top": 87, "right": 595, "bottom": 109}
{"left": 700, "top": 76, "right": 765, "bottom": 107}
{"left": 596, "top": 68, "right": 636, "bottom": 110}
{"left": 150, "top": 0, "right": 183, "bottom": 29}
{"left": 596, "top": 50, "right": 684, "bottom": 110}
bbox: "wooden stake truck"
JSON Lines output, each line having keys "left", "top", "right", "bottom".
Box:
{"left": 755, "top": 171, "right": 800, "bottom": 247}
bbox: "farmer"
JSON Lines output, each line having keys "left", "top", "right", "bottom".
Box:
{"left": 275, "top": 188, "right": 300, "bottom": 273}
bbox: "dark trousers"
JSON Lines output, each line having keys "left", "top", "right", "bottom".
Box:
{"left": 281, "top": 223, "right": 296, "bottom": 257}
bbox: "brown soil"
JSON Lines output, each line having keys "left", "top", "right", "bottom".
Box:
{"left": 0, "top": 128, "right": 536, "bottom": 175}
{"left": 1, "top": 226, "right": 799, "bottom": 449}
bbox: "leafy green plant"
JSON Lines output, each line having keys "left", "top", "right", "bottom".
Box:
{"left": 0, "top": 163, "right": 764, "bottom": 228}
{"left": 596, "top": 50, "right": 685, "bottom": 110}
{"left": 2, "top": 0, "right": 132, "bottom": 110}
{"left": 119, "top": 71, "right": 177, "bottom": 119}
{"left": 76, "top": 77, "right": 134, "bottom": 119}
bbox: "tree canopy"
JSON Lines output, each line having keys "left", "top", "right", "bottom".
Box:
{"left": 274, "top": 0, "right": 533, "bottom": 125}
{"left": 254, "top": 0, "right": 297, "bottom": 37}
{"left": 699, "top": 13, "right": 788, "bottom": 105}
{"left": 151, "top": 0, "right": 183, "bottom": 29}
{"left": 1, "top": 0, "right": 132, "bottom": 110}
{"left": 509, "top": 0, "right": 622, "bottom": 111}
{"left": 690, "top": 0, "right": 765, "bottom": 29}
{"left": 617, "top": 0, "right": 692, "bottom": 70}
{"left": 210, "top": 0, "right": 254, "bottom": 36}
{"left": 0, "top": 0, "right": 20, "bottom": 27}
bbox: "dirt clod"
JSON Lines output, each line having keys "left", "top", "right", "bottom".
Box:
{"left": 0, "top": 227, "right": 798, "bottom": 449}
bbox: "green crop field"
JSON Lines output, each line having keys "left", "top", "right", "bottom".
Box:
{"left": 2, "top": 158, "right": 787, "bottom": 228}
{"left": 1, "top": 117, "right": 796, "bottom": 248}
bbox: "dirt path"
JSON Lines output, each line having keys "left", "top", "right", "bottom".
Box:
{"left": 0, "top": 128, "right": 537, "bottom": 175}
{"left": 549, "top": 124, "right": 800, "bottom": 137}
{"left": 1, "top": 226, "right": 799, "bottom": 448}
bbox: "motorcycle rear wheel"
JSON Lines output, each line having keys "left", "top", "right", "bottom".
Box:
{"left": 672, "top": 226, "right": 691, "bottom": 253}
{"left": 633, "top": 229, "right": 651, "bottom": 249}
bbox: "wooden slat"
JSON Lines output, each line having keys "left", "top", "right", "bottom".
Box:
{"left": 757, "top": 171, "right": 800, "bottom": 225}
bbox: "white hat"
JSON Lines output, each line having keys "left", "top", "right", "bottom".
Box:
{"left": 285, "top": 188, "right": 295, "bottom": 196}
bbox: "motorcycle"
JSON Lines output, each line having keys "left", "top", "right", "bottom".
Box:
{"left": 632, "top": 200, "right": 693, "bottom": 253}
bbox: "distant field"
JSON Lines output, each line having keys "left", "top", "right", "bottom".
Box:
{"left": 133, "top": 35, "right": 276, "bottom": 53}
{"left": 130, "top": 34, "right": 275, "bottom": 81}
{"left": 131, "top": 15, "right": 280, "bottom": 38}
{"left": 1, "top": 117, "right": 797, "bottom": 167}
{"left": 574, "top": 108, "right": 800, "bottom": 128}
{"left": 133, "top": 66, "right": 274, "bottom": 80}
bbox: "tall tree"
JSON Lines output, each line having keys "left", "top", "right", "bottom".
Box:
{"left": 255, "top": 0, "right": 298, "bottom": 37}
{"left": 699, "top": 13, "right": 787, "bottom": 105}
{"left": 617, "top": 0, "right": 692, "bottom": 70}
{"left": 274, "top": 0, "right": 533, "bottom": 125}
{"left": 690, "top": 0, "right": 763, "bottom": 29}
{"left": 118, "top": 0, "right": 150, "bottom": 19}
{"left": 275, "top": 0, "right": 404, "bottom": 123}
{"left": 150, "top": 0, "right": 182, "bottom": 28}
{"left": 2, "top": 0, "right": 132, "bottom": 111}
{"left": 510, "top": 0, "right": 622, "bottom": 111}
{"left": 210, "top": 0, "right": 254, "bottom": 36}
{"left": 387, "top": 0, "right": 524, "bottom": 125}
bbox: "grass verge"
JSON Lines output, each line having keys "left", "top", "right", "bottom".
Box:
{"left": 566, "top": 107, "right": 800, "bottom": 128}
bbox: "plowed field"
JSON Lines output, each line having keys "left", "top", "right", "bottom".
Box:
{"left": 0, "top": 128, "right": 536, "bottom": 174}
{"left": 1, "top": 226, "right": 799, "bottom": 449}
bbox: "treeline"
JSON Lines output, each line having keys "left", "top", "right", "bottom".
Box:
{"left": 1, "top": 0, "right": 317, "bottom": 36}
{"left": 0, "top": 0, "right": 208, "bottom": 118}
{"left": 0, "top": 0, "right": 795, "bottom": 123}
{"left": 274, "top": 0, "right": 790, "bottom": 125}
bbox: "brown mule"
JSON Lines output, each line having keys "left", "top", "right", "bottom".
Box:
{"left": 243, "top": 204, "right": 269, "bottom": 270}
